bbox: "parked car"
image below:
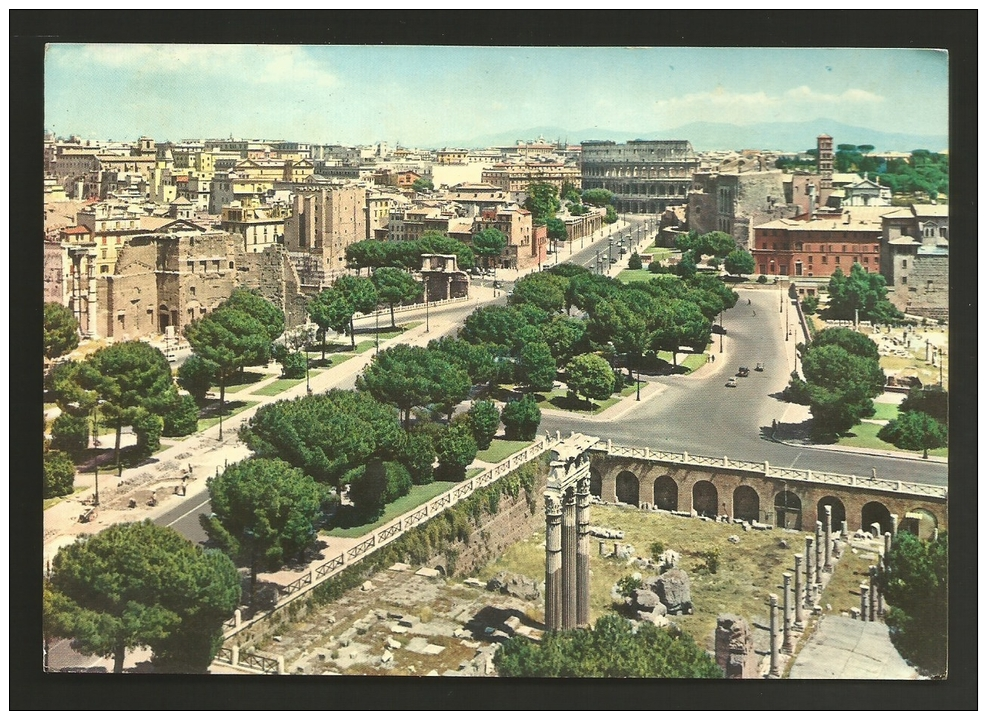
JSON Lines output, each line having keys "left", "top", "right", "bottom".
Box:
{"left": 725, "top": 377, "right": 738, "bottom": 388}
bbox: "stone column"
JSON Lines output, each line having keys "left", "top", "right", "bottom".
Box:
{"left": 768, "top": 594, "right": 781, "bottom": 678}
{"left": 576, "top": 475, "right": 591, "bottom": 627}
{"left": 884, "top": 532, "right": 892, "bottom": 558}
{"left": 814, "top": 521, "right": 823, "bottom": 581}
{"left": 823, "top": 506, "right": 833, "bottom": 572}
{"left": 859, "top": 584, "right": 869, "bottom": 621}
{"left": 868, "top": 566, "right": 878, "bottom": 622}
{"left": 561, "top": 490, "right": 577, "bottom": 630}
{"left": 793, "top": 554, "right": 804, "bottom": 630}
{"left": 86, "top": 256, "right": 98, "bottom": 339}
{"left": 231, "top": 645, "right": 240, "bottom": 667}
{"left": 890, "top": 513, "right": 899, "bottom": 538}
{"left": 841, "top": 520, "right": 849, "bottom": 537}
{"left": 804, "top": 537, "right": 814, "bottom": 607}
{"left": 544, "top": 494, "right": 563, "bottom": 631}
{"left": 782, "top": 573, "right": 794, "bottom": 653}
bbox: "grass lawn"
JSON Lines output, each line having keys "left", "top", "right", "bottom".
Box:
{"left": 252, "top": 377, "right": 311, "bottom": 398}
{"left": 869, "top": 402, "right": 900, "bottom": 422}
{"left": 476, "top": 439, "right": 532, "bottom": 464}
{"left": 209, "top": 370, "right": 274, "bottom": 395}
{"left": 615, "top": 269, "right": 662, "bottom": 284}
{"left": 643, "top": 246, "right": 673, "bottom": 260}
{"left": 653, "top": 351, "right": 707, "bottom": 374}
{"left": 838, "top": 421, "right": 947, "bottom": 458}
{"left": 196, "top": 400, "right": 259, "bottom": 432}
{"left": 476, "top": 505, "right": 798, "bottom": 650}
{"left": 329, "top": 480, "right": 457, "bottom": 538}
{"left": 539, "top": 388, "right": 623, "bottom": 415}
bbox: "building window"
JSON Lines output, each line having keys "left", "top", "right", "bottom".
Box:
{"left": 100, "top": 265, "right": 108, "bottom": 274}
{"left": 808, "top": 256, "right": 813, "bottom": 264}
{"left": 229, "top": 262, "right": 234, "bottom": 270}
{"left": 863, "top": 257, "right": 869, "bottom": 264}
{"left": 190, "top": 286, "right": 196, "bottom": 296}
{"left": 835, "top": 256, "right": 840, "bottom": 263}
{"left": 901, "top": 276, "right": 907, "bottom": 285}
{"left": 902, "top": 259, "right": 907, "bottom": 268}
{"left": 842, "top": 245, "right": 847, "bottom": 252}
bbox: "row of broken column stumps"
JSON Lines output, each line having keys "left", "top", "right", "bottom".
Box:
{"left": 760, "top": 506, "right": 899, "bottom": 679}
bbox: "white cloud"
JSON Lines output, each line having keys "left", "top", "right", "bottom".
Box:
{"left": 784, "top": 85, "right": 884, "bottom": 103}
{"left": 50, "top": 44, "right": 338, "bottom": 88}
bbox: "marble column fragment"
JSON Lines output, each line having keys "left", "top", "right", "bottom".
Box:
{"left": 561, "top": 491, "right": 577, "bottom": 629}
{"left": 768, "top": 594, "right": 781, "bottom": 678}
{"left": 884, "top": 532, "right": 893, "bottom": 558}
{"left": 823, "top": 506, "right": 833, "bottom": 572}
{"left": 859, "top": 583, "right": 869, "bottom": 622}
{"left": 544, "top": 494, "right": 563, "bottom": 631}
{"left": 576, "top": 476, "right": 591, "bottom": 627}
{"left": 814, "top": 521, "right": 823, "bottom": 580}
{"left": 868, "top": 566, "right": 878, "bottom": 622}
{"left": 804, "top": 537, "right": 814, "bottom": 607}
{"left": 782, "top": 573, "right": 794, "bottom": 653}
{"left": 793, "top": 553, "right": 805, "bottom": 630}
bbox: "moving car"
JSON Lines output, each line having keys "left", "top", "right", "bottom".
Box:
{"left": 725, "top": 377, "right": 738, "bottom": 388}
{"left": 737, "top": 366, "right": 750, "bottom": 377}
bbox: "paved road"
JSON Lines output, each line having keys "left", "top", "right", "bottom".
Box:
{"left": 541, "top": 284, "right": 948, "bottom": 486}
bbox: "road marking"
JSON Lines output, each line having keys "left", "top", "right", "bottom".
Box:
{"left": 789, "top": 452, "right": 802, "bottom": 467}
{"left": 166, "top": 498, "right": 210, "bottom": 527}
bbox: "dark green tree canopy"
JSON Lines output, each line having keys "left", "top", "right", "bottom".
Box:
{"left": 356, "top": 344, "right": 470, "bottom": 425}
{"left": 566, "top": 353, "right": 615, "bottom": 403}
{"left": 723, "top": 249, "right": 756, "bottom": 277}
{"left": 434, "top": 422, "right": 478, "bottom": 481}
{"left": 472, "top": 228, "right": 508, "bottom": 266}
{"left": 48, "top": 520, "right": 240, "bottom": 673}
{"left": 899, "top": 386, "right": 947, "bottom": 424}
{"left": 509, "top": 272, "right": 569, "bottom": 314}
{"left": 545, "top": 217, "right": 568, "bottom": 242}
{"left": 418, "top": 231, "right": 476, "bottom": 270}
{"left": 427, "top": 337, "right": 497, "bottom": 386}
{"left": 44, "top": 449, "right": 76, "bottom": 499}
{"left": 494, "top": 613, "right": 722, "bottom": 678}
{"left": 523, "top": 182, "right": 560, "bottom": 221}
{"left": 177, "top": 354, "right": 218, "bottom": 403}
{"left": 810, "top": 327, "right": 880, "bottom": 360}
{"left": 581, "top": 188, "right": 615, "bottom": 207}
{"left": 219, "top": 288, "right": 285, "bottom": 342}
{"left": 826, "top": 264, "right": 903, "bottom": 323}
{"left": 240, "top": 389, "right": 401, "bottom": 491}
{"left": 184, "top": 306, "right": 271, "bottom": 406}
{"left": 205, "top": 457, "right": 330, "bottom": 575}
{"left": 466, "top": 399, "right": 501, "bottom": 450}
{"left": 878, "top": 410, "right": 947, "bottom": 458}
{"left": 44, "top": 302, "right": 80, "bottom": 360}
{"left": 306, "top": 286, "right": 353, "bottom": 360}
{"left": 412, "top": 177, "right": 434, "bottom": 192}
{"left": 517, "top": 341, "right": 557, "bottom": 392}
{"left": 500, "top": 393, "right": 541, "bottom": 441}
{"left": 345, "top": 239, "right": 388, "bottom": 274}
{"left": 371, "top": 267, "right": 424, "bottom": 328}
{"left": 881, "top": 531, "right": 947, "bottom": 676}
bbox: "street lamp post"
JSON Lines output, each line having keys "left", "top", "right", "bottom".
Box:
{"left": 425, "top": 286, "right": 430, "bottom": 333}
{"left": 607, "top": 238, "right": 613, "bottom": 272}
{"left": 375, "top": 308, "right": 380, "bottom": 354}
{"left": 596, "top": 249, "right": 601, "bottom": 275}
{"left": 92, "top": 399, "right": 105, "bottom": 505}
{"left": 719, "top": 310, "right": 724, "bottom": 354}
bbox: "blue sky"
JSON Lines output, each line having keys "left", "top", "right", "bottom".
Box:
{"left": 45, "top": 45, "right": 948, "bottom": 147}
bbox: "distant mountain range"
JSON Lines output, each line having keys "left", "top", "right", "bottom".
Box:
{"left": 443, "top": 119, "right": 947, "bottom": 154}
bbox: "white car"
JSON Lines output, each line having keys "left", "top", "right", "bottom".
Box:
{"left": 725, "top": 377, "right": 738, "bottom": 388}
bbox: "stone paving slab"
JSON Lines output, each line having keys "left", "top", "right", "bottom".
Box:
{"left": 788, "top": 615, "right": 921, "bottom": 679}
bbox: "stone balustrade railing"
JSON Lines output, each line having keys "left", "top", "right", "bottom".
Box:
{"left": 592, "top": 441, "right": 946, "bottom": 500}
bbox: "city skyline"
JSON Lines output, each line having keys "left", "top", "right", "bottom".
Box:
{"left": 45, "top": 45, "right": 948, "bottom": 148}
